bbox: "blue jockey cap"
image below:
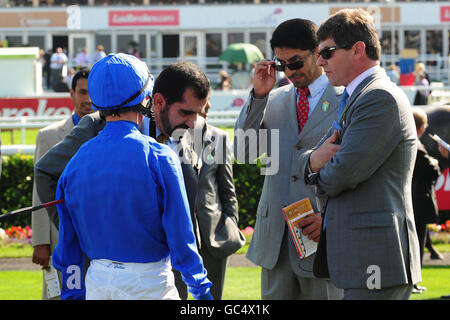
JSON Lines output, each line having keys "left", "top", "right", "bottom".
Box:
{"left": 88, "top": 53, "right": 154, "bottom": 111}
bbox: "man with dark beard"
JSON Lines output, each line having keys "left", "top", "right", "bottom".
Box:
{"left": 35, "top": 61, "right": 215, "bottom": 299}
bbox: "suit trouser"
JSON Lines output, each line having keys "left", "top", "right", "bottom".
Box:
{"left": 343, "top": 284, "right": 413, "bottom": 300}
{"left": 414, "top": 218, "right": 428, "bottom": 266}
{"left": 261, "top": 232, "right": 343, "bottom": 300}
{"left": 173, "top": 236, "right": 228, "bottom": 300}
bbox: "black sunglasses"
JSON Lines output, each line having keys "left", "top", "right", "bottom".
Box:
{"left": 273, "top": 52, "right": 313, "bottom": 72}
{"left": 317, "top": 46, "right": 350, "bottom": 60}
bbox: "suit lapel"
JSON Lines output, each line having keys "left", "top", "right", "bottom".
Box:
{"left": 198, "top": 125, "right": 215, "bottom": 181}
{"left": 345, "top": 69, "right": 386, "bottom": 113}
{"left": 56, "top": 117, "right": 74, "bottom": 141}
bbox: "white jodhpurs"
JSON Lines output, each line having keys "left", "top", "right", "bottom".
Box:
{"left": 85, "top": 257, "right": 180, "bottom": 300}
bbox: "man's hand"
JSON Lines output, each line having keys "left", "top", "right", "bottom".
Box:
{"left": 295, "top": 213, "right": 322, "bottom": 243}
{"left": 309, "top": 130, "right": 341, "bottom": 172}
{"left": 253, "top": 60, "right": 277, "bottom": 99}
{"left": 32, "top": 244, "right": 51, "bottom": 268}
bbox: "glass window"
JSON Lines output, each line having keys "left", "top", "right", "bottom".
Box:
{"left": 426, "top": 30, "right": 442, "bottom": 55}
{"left": 404, "top": 30, "right": 420, "bottom": 52}
{"left": 95, "top": 34, "right": 111, "bottom": 54}
{"left": 28, "top": 35, "right": 45, "bottom": 50}
{"left": 184, "top": 36, "right": 197, "bottom": 57}
{"left": 162, "top": 34, "right": 179, "bottom": 58}
{"left": 250, "top": 32, "right": 266, "bottom": 58}
{"left": 5, "top": 36, "right": 22, "bottom": 47}
{"left": 227, "top": 32, "right": 244, "bottom": 45}
{"left": 381, "top": 30, "right": 399, "bottom": 55}
{"left": 117, "top": 34, "right": 134, "bottom": 54}
{"left": 150, "top": 35, "right": 158, "bottom": 58}
{"left": 73, "top": 38, "right": 87, "bottom": 59}
{"left": 206, "top": 33, "right": 222, "bottom": 57}
{"left": 138, "top": 34, "right": 147, "bottom": 59}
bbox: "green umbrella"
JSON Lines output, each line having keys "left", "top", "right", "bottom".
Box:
{"left": 219, "top": 43, "right": 264, "bottom": 64}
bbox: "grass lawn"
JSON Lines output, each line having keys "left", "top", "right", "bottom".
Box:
{"left": 0, "top": 267, "right": 260, "bottom": 301}
{"left": 0, "top": 261, "right": 448, "bottom": 300}
{"left": 0, "top": 127, "right": 234, "bottom": 146}
{"left": 0, "top": 240, "right": 449, "bottom": 300}
{"left": 409, "top": 266, "right": 450, "bottom": 300}
{"left": 1, "top": 129, "right": 40, "bottom": 146}
{"left": 0, "top": 271, "right": 42, "bottom": 300}
{"left": 0, "top": 242, "right": 34, "bottom": 258}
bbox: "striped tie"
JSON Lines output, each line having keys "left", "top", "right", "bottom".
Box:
{"left": 297, "top": 87, "right": 310, "bottom": 131}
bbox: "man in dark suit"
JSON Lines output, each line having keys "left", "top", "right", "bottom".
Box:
{"left": 34, "top": 61, "right": 236, "bottom": 300}
{"left": 411, "top": 108, "right": 443, "bottom": 293}
{"left": 196, "top": 102, "right": 245, "bottom": 300}
{"left": 421, "top": 105, "right": 450, "bottom": 170}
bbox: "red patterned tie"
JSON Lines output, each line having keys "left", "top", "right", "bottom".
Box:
{"left": 297, "top": 87, "right": 310, "bottom": 131}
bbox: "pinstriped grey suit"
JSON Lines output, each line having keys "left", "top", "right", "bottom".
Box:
{"left": 302, "top": 69, "right": 421, "bottom": 298}
{"left": 235, "top": 80, "right": 344, "bottom": 299}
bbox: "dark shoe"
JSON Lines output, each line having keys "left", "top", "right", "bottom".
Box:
{"left": 430, "top": 251, "right": 444, "bottom": 260}
{"left": 412, "top": 287, "right": 424, "bottom": 294}
{"left": 414, "top": 284, "right": 427, "bottom": 291}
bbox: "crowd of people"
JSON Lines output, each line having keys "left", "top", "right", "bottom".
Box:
{"left": 30, "top": 8, "right": 449, "bottom": 301}
{"left": 39, "top": 45, "right": 108, "bottom": 92}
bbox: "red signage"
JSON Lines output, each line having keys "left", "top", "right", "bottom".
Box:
{"left": 441, "top": 6, "right": 450, "bottom": 22}
{"left": 0, "top": 96, "right": 73, "bottom": 117}
{"left": 109, "top": 10, "right": 179, "bottom": 26}
{"left": 436, "top": 168, "right": 450, "bottom": 211}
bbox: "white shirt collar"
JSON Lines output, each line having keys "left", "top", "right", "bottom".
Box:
{"left": 346, "top": 65, "right": 380, "bottom": 97}
{"left": 308, "top": 73, "right": 329, "bottom": 98}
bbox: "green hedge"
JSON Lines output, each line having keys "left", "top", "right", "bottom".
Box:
{"left": 233, "top": 161, "right": 264, "bottom": 229}
{"left": 0, "top": 154, "right": 34, "bottom": 229}
{"left": 0, "top": 154, "right": 263, "bottom": 230}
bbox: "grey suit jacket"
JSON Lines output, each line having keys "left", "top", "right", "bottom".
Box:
{"left": 302, "top": 68, "right": 422, "bottom": 289}
{"left": 32, "top": 117, "right": 74, "bottom": 251}
{"left": 235, "top": 81, "right": 341, "bottom": 277}
{"left": 196, "top": 123, "right": 245, "bottom": 259}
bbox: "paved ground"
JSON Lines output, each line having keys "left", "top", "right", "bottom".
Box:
{"left": 0, "top": 252, "right": 449, "bottom": 271}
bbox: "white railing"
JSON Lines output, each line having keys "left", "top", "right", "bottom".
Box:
{"left": 0, "top": 110, "right": 241, "bottom": 150}
{"left": 1, "top": 144, "right": 36, "bottom": 156}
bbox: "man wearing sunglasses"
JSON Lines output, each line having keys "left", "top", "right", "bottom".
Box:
{"left": 306, "top": 9, "right": 421, "bottom": 299}
{"left": 235, "top": 18, "right": 343, "bottom": 300}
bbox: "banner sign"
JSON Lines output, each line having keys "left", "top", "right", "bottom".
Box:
{"left": 109, "top": 10, "right": 179, "bottom": 27}
{"left": 0, "top": 11, "right": 67, "bottom": 28}
{"left": 436, "top": 168, "right": 450, "bottom": 211}
{"left": 0, "top": 96, "right": 73, "bottom": 117}
{"left": 441, "top": 6, "right": 450, "bottom": 22}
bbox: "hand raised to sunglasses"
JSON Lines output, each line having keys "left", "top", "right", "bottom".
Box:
{"left": 253, "top": 59, "right": 277, "bottom": 99}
